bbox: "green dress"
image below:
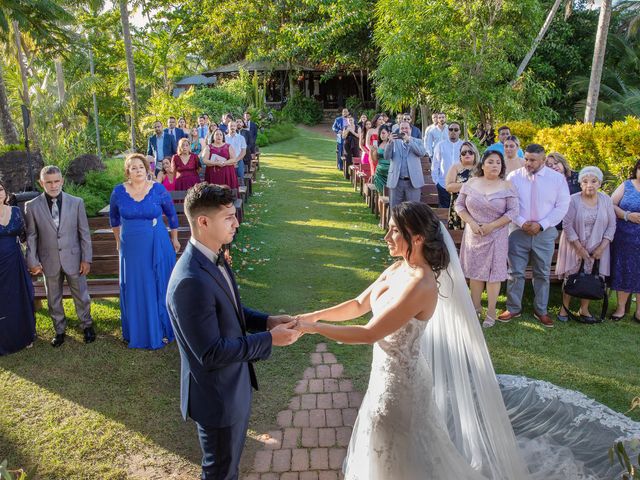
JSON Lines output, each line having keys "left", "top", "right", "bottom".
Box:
{"left": 373, "top": 147, "right": 390, "bottom": 194}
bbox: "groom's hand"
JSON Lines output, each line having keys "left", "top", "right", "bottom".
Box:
{"left": 270, "top": 321, "right": 302, "bottom": 346}
{"left": 267, "top": 315, "right": 294, "bottom": 331}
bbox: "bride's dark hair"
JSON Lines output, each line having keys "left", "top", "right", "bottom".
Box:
{"left": 391, "top": 201, "right": 450, "bottom": 279}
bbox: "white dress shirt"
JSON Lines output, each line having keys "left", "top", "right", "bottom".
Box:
{"left": 225, "top": 133, "right": 247, "bottom": 160}
{"left": 431, "top": 139, "right": 463, "bottom": 187}
{"left": 507, "top": 166, "right": 570, "bottom": 230}
{"left": 424, "top": 124, "right": 448, "bottom": 158}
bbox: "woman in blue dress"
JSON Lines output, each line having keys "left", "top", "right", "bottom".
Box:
{"left": 110, "top": 154, "right": 181, "bottom": 349}
{"left": 609, "top": 158, "right": 640, "bottom": 322}
{"left": 0, "top": 179, "right": 36, "bottom": 355}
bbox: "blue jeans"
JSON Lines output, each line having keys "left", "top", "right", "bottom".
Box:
{"left": 436, "top": 183, "right": 451, "bottom": 208}
{"left": 336, "top": 142, "right": 344, "bottom": 170}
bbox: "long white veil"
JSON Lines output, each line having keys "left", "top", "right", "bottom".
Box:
{"left": 421, "top": 224, "right": 531, "bottom": 480}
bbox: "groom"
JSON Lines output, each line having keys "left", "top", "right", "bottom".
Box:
{"left": 166, "top": 183, "right": 301, "bottom": 480}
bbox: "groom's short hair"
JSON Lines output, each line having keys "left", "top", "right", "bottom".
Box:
{"left": 184, "top": 183, "right": 235, "bottom": 224}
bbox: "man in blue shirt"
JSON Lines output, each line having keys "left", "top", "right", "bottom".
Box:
{"left": 486, "top": 125, "right": 524, "bottom": 157}
{"left": 332, "top": 108, "right": 350, "bottom": 171}
{"left": 197, "top": 116, "right": 208, "bottom": 140}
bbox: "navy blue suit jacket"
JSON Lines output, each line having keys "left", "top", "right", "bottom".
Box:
{"left": 246, "top": 121, "right": 258, "bottom": 143}
{"left": 147, "top": 134, "right": 177, "bottom": 161}
{"left": 166, "top": 243, "right": 272, "bottom": 427}
{"left": 164, "top": 127, "right": 188, "bottom": 143}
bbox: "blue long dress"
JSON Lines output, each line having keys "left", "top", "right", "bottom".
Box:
{"left": 0, "top": 207, "right": 36, "bottom": 355}
{"left": 109, "top": 182, "right": 178, "bottom": 349}
{"left": 610, "top": 180, "right": 640, "bottom": 292}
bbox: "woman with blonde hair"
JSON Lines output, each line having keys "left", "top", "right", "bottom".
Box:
{"left": 546, "top": 151, "right": 580, "bottom": 195}
{"left": 445, "top": 141, "right": 479, "bottom": 230}
{"left": 171, "top": 138, "right": 200, "bottom": 191}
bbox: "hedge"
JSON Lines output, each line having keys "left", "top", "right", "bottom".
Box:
{"left": 533, "top": 116, "right": 640, "bottom": 187}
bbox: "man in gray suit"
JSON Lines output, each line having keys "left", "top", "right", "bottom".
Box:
{"left": 25, "top": 166, "right": 95, "bottom": 347}
{"left": 385, "top": 121, "right": 428, "bottom": 207}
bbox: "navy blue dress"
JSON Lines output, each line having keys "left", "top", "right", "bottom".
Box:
{"left": 0, "top": 207, "right": 36, "bottom": 355}
{"left": 109, "top": 182, "right": 179, "bottom": 349}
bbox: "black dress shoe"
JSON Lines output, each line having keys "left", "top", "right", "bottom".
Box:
{"left": 51, "top": 333, "right": 65, "bottom": 347}
{"left": 83, "top": 326, "right": 96, "bottom": 344}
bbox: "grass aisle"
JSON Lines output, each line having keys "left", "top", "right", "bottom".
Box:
{"left": 1, "top": 126, "right": 638, "bottom": 479}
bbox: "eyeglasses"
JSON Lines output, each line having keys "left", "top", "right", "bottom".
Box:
{"left": 460, "top": 150, "right": 474, "bottom": 156}
{"left": 449, "top": 127, "right": 460, "bottom": 132}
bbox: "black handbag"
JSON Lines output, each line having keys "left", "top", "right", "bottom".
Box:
{"left": 562, "top": 259, "right": 608, "bottom": 324}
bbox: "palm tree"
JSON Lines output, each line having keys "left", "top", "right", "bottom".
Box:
{"left": 584, "top": 0, "right": 613, "bottom": 124}
{"left": 0, "top": 0, "right": 71, "bottom": 144}
{"left": 118, "top": 0, "right": 138, "bottom": 151}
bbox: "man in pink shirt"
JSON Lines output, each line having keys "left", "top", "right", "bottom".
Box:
{"left": 499, "top": 144, "right": 570, "bottom": 327}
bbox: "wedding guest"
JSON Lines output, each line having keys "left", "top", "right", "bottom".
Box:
{"left": 455, "top": 151, "right": 519, "bottom": 327}
{"left": 546, "top": 152, "right": 581, "bottom": 195}
{"left": 486, "top": 126, "right": 524, "bottom": 157}
{"left": 357, "top": 113, "right": 368, "bottom": 131}
{"left": 385, "top": 121, "right": 428, "bottom": 208}
{"left": 226, "top": 120, "right": 247, "bottom": 186}
{"left": 445, "top": 141, "right": 479, "bottom": 230}
{"left": 197, "top": 116, "right": 208, "bottom": 140}
{"left": 0, "top": 179, "right": 36, "bottom": 355}
{"left": 431, "top": 121, "right": 463, "bottom": 208}
{"left": 359, "top": 120, "right": 373, "bottom": 169}
{"left": 165, "top": 116, "right": 187, "bottom": 143}
{"left": 500, "top": 144, "right": 570, "bottom": 327}
{"left": 203, "top": 129, "right": 238, "bottom": 190}
{"left": 366, "top": 114, "right": 386, "bottom": 175}
{"left": 156, "top": 158, "right": 176, "bottom": 192}
{"left": 172, "top": 138, "right": 201, "bottom": 191}
{"left": 109, "top": 154, "right": 180, "bottom": 349}
{"left": 341, "top": 116, "right": 360, "bottom": 179}
{"left": 609, "top": 159, "right": 640, "bottom": 322}
{"left": 25, "top": 166, "right": 95, "bottom": 346}
{"left": 504, "top": 135, "right": 524, "bottom": 175}
{"left": 237, "top": 119, "right": 254, "bottom": 175}
{"left": 243, "top": 111, "right": 258, "bottom": 145}
{"left": 424, "top": 112, "right": 447, "bottom": 158}
{"left": 372, "top": 126, "right": 391, "bottom": 194}
{"left": 147, "top": 120, "right": 177, "bottom": 174}
{"left": 188, "top": 127, "right": 203, "bottom": 157}
{"left": 178, "top": 117, "right": 189, "bottom": 137}
{"left": 556, "top": 167, "right": 616, "bottom": 322}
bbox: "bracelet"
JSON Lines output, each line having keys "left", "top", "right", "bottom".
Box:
{"left": 624, "top": 211, "right": 630, "bottom": 221}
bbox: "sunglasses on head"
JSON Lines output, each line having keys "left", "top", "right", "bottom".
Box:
{"left": 449, "top": 127, "right": 460, "bottom": 132}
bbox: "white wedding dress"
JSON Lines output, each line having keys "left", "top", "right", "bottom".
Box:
{"left": 343, "top": 225, "right": 640, "bottom": 480}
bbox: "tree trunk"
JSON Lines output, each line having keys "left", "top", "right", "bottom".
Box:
{"left": 54, "top": 58, "right": 65, "bottom": 104}
{"left": 88, "top": 45, "right": 102, "bottom": 159}
{"left": 0, "top": 62, "right": 20, "bottom": 145}
{"left": 12, "top": 21, "right": 37, "bottom": 146}
{"left": 512, "top": 0, "right": 564, "bottom": 84}
{"left": 584, "top": 0, "right": 612, "bottom": 124}
{"left": 419, "top": 104, "right": 430, "bottom": 136}
{"left": 119, "top": 0, "right": 138, "bottom": 151}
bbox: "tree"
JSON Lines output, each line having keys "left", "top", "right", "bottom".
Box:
{"left": 373, "top": 0, "right": 544, "bottom": 128}
{"left": 0, "top": 0, "right": 71, "bottom": 144}
{"left": 584, "top": 0, "right": 613, "bottom": 124}
{"left": 118, "top": 0, "right": 138, "bottom": 150}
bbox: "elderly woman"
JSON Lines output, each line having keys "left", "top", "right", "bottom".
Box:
{"left": 555, "top": 167, "right": 616, "bottom": 322}
{"left": 546, "top": 152, "right": 580, "bottom": 195}
{"left": 504, "top": 135, "right": 524, "bottom": 175}
{"left": 455, "top": 150, "right": 519, "bottom": 327}
{"left": 609, "top": 159, "right": 640, "bottom": 322}
{"left": 445, "top": 141, "right": 479, "bottom": 230}
{"left": 110, "top": 154, "right": 180, "bottom": 349}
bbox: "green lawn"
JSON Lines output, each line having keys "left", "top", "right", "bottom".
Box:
{"left": 1, "top": 126, "right": 639, "bottom": 479}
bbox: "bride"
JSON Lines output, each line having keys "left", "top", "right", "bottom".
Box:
{"left": 295, "top": 201, "right": 638, "bottom": 479}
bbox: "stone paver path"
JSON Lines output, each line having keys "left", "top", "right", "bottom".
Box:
{"left": 243, "top": 342, "right": 363, "bottom": 480}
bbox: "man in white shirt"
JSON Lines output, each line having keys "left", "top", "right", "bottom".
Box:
{"left": 424, "top": 112, "right": 448, "bottom": 158}
{"left": 499, "top": 143, "right": 570, "bottom": 327}
{"left": 226, "top": 121, "right": 247, "bottom": 186}
{"left": 431, "top": 121, "right": 463, "bottom": 208}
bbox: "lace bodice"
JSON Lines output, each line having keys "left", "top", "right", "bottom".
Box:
{"left": 109, "top": 182, "right": 179, "bottom": 229}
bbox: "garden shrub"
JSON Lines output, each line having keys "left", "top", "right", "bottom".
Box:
{"left": 281, "top": 92, "right": 323, "bottom": 126}
{"left": 64, "top": 157, "right": 124, "bottom": 216}
{"left": 504, "top": 120, "right": 542, "bottom": 146}
{"left": 533, "top": 116, "right": 640, "bottom": 188}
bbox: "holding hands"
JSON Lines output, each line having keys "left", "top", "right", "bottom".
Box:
{"left": 267, "top": 315, "right": 302, "bottom": 346}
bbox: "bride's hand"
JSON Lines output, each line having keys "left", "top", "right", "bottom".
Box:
{"left": 295, "top": 320, "right": 317, "bottom": 334}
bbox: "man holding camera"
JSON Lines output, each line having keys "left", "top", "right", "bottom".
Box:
{"left": 384, "top": 121, "right": 428, "bottom": 208}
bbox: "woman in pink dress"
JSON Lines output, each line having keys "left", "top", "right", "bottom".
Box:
{"left": 359, "top": 120, "right": 373, "bottom": 167}
{"left": 156, "top": 158, "right": 176, "bottom": 191}
{"left": 455, "top": 150, "right": 519, "bottom": 328}
{"left": 203, "top": 129, "right": 238, "bottom": 189}
{"left": 171, "top": 138, "right": 201, "bottom": 190}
